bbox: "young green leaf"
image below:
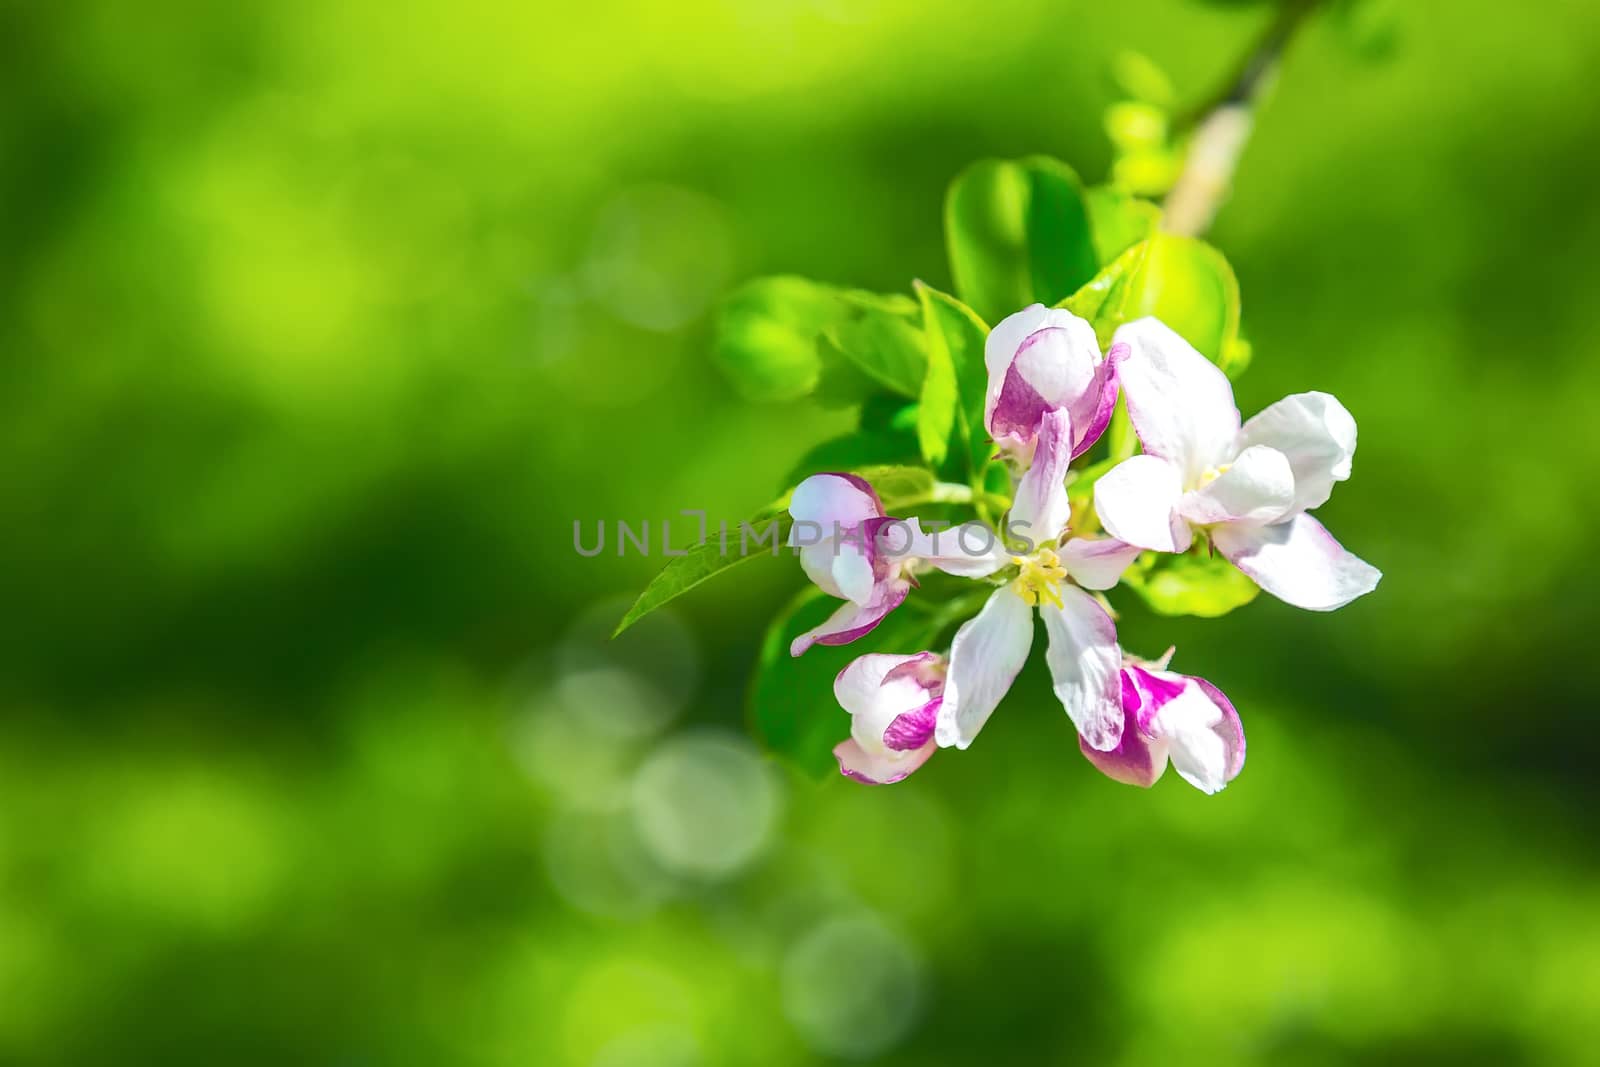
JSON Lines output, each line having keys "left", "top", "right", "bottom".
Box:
{"left": 822, "top": 292, "right": 928, "bottom": 399}
{"left": 945, "top": 157, "right": 1099, "bottom": 325}
{"left": 1120, "top": 549, "right": 1261, "bottom": 618}
{"left": 1060, "top": 239, "right": 1151, "bottom": 348}
{"left": 612, "top": 499, "right": 794, "bottom": 638}
{"left": 1058, "top": 233, "right": 1243, "bottom": 365}
{"left": 915, "top": 283, "right": 992, "bottom": 480}
{"left": 713, "top": 276, "right": 842, "bottom": 402}
{"left": 1085, "top": 186, "right": 1161, "bottom": 266}
{"left": 612, "top": 465, "right": 943, "bottom": 638}
{"left": 1111, "top": 50, "right": 1177, "bottom": 109}
{"left": 853, "top": 464, "right": 939, "bottom": 508}
{"left": 1127, "top": 233, "right": 1242, "bottom": 364}
{"left": 783, "top": 430, "right": 922, "bottom": 491}
{"left": 921, "top": 283, "right": 992, "bottom": 483}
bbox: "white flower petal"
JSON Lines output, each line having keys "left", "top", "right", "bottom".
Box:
{"left": 1039, "top": 587, "right": 1124, "bottom": 752}
{"left": 789, "top": 473, "right": 883, "bottom": 528}
{"left": 1057, "top": 538, "right": 1143, "bottom": 591}
{"left": 833, "top": 736, "right": 935, "bottom": 785}
{"left": 984, "top": 306, "right": 1103, "bottom": 461}
{"left": 895, "top": 518, "right": 1009, "bottom": 578}
{"left": 1007, "top": 407, "right": 1074, "bottom": 547}
{"left": 797, "top": 538, "right": 875, "bottom": 605}
{"left": 1237, "top": 391, "right": 1358, "bottom": 513}
{"left": 1212, "top": 512, "right": 1381, "bottom": 611}
{"left": 1145, "top": 672, "right": 1245, "bottom": 795}
{"left": 1113, "top": 317, "right": 1240, "bottom": 482}
{"left": 1177, "top": 444, "right": 1295, "bottom": 527}
{"left": 1093, "top": 454, "right": 1191, "bottom": 553}
{"left": 833, "top": 653, "right": 939, "bottom": 731}
{"left": 984, "top": 305, "right": 1056, "bottom": 388}
{"left": 937, "top": 586, "right": 1034, "bottom": 750}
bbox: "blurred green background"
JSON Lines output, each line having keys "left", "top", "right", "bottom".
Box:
{"left": 4, "top": 0, "right": 1599, "bottom": 1063}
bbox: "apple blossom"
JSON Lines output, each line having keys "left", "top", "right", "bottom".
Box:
{"left": 922, "top": 408, "right": 1141, "bottom": 753}
{"left": 984, "top": 304, "right": 1125, "bottom": 464}
{"left": 1079, "top": 653, "right": 1245, "bottom": 794}
{"left": 786, "top": 473, "right": 920, "bottom": 657}
{"left": 1094, "top": 317, "right": 1381, "bottom": 611}
{"left": 832, "top": 651, "right": 945, "bottom": 784}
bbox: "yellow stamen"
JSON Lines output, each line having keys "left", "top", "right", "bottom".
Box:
{"left": 1011, "top": 547, "right": 1069, "bottom": 609}
{"left": 1198, "top": 463, "right": 1232, "bottom": 488}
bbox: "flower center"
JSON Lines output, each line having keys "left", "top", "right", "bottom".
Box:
{"left": 1010, "top": 547, "right": 1068, "bottom": 609}
{"left": 1197, "top": 462, "right": 1232, "bottom": 488}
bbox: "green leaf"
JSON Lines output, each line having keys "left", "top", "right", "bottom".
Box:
{"left": 1059, "top": 233, "right": 1243, "bottom": 365}
{"left": 612, "top": 498, "right": 794, "bottom": 637}
{"left": 1104, "top": 102, "right": 1168, "bottom": 153}
{"left": 1085, "top": 186, "right": 1161, "bottom": 266}
{"left": 823, "top": 292, "right": 928, "bottom": 399}
{"left": 944, "top": 157, "right": 1099, "bottom": 326}
{"left": 1111, "top": 50, "right": 1177, "bottom": 109}
{"left": 713, "top": 276, "right": 841, "bottom": 402}
{"left": 815, "top": 334, "right": 883, "bottom": 408}
{"left": 1059, "top": 239, "right": 1151, "bottom": 348}
{"left": 853, "top": 464, "right": 938, "bottom": 508}
{"left": 1127, "top": 233, "right": 1241, "bottom": 363}
{"left": 613, "top": 466, "right": 942, "bottom": 637}
{"left": 914, "top": 283, "right": 990, "bottom": 474}
{"left": 1218, "top": 335, "right": 1253, "bottom": 380}
{"left": 1121, "top": 549, "right": 1260, "bottom": 618}
{"left": 859, "top": 394, "right": 920, "bottom": 433}
{"left": 783, "top": 430, "right": 921, "bottom": 491}
{"left": 713, "top": 281, "right": 927, "bottom": 405}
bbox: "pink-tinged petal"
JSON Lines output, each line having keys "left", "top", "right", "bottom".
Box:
{"left": 789, "top": 473, "right": 883, "bottom": 529}
{"left": 880, "top": 651, "right": 945, "bottom": 688}
{"left": 1212, "top": 512, "right": 1381, "bottom": 611}
{"left": 1058, "top": 537, "right": 1143, "bottom": 591}
{"left": 1039, "top": 586, "right": 1123, "bottom": 752}
{"left": 893, "top": 518, "right": 1009, "bottom": 578}
{"left": 984, "top": 306, "right": 1102, "bottom": 461}
{"left": 879, "top": 651, "right": 944, "bottom": 687}
{"left": 790, "top": 581, "right": 910, "bottom": 657}
{"left": 834, "top": 736, "right": 936, "bottom": 785}
{"left": 833, "top": 652, "right": 936, "bottom": 720}
{"left": 1237, "top": 391, "right": 1357, "bottom": 513}
{"left": 1177, "top": 444, "right": 1295, "bottom": 527}
{"left": 937, "top": 586, "right": 1034, "bottom": 750}
{"left": 988, "top": 356, "right": 1054, "bottom": 462}
{"left": 1080, "top": 672, "right": 1167, "bottom": 787}
{"left": 883, "top": 696, "right": 940, "bottom": 751}
{"left": 1007, "top": 407, "right": 1074, "bottom": 547}
{"left": 1124, "top": 665, "right": 1186, "bottom": 717}
{"left": 1137, "top": 669, "right": 1244, "bottom": 794}
{"left": 1070, "top": 342, "right": 1126, "bottom": 459}
{"left": 1093, "top": 454, "right": 1191, "bottom": 553}
{"left": 832, "top": 654, "right": 944, "bottom": 778}
{"left": 1113, "top": 317, "right": 1240, "bottom": 482}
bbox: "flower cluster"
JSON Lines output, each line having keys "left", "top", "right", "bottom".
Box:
{"left": 790, "top": 306, "right": 1380, "bottom": 792}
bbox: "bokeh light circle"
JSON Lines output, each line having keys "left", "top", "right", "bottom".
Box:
{"left": 781, "top": 913, "right": 925, "bottom": 1059}
{"left": 630, "top": 731, "right": 779, "bottom": 880}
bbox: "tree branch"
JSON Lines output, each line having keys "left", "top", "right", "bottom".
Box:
{"left": 1161, "top": 0, "right": 1320, "bottom": 238}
